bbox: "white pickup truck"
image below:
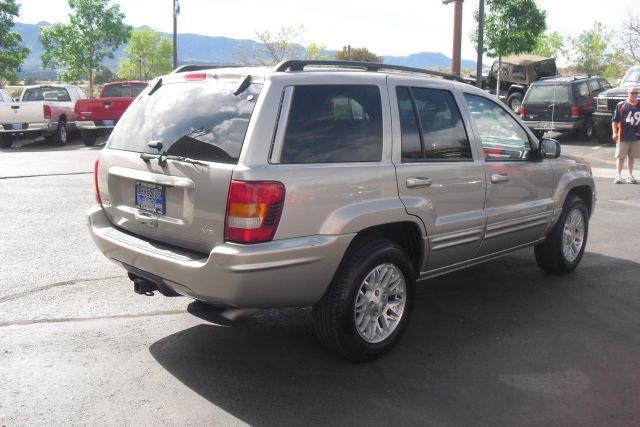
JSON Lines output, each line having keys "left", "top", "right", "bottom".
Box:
{"left": 0, "top": 84, "right": 86, "bottom": 149}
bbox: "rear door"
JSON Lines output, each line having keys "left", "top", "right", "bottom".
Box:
{"left": 390, "top": 77, "right": 487, "bottom": 272}
{"left": 462, "top": 92, "right": 555, "bottom": 256}
{"left": 99, "top": 77, "right": 262, "bottom": 254}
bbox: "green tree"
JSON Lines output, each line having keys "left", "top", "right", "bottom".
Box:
{"left": 334, "top": 46, "right": 383, "bottom": 63}
{"left": 94, "top": 66, "right": 114, "bottom": 84}
{"left": 118, "top": 28, "right": 172, "bottom": 81}
{"left": 305, "top": 42, "right": 329, "bottom": 60}
{"left": 0, "top": 0, "right": 30, "bottom": 86}
{"left": 473, "top": 0, "right": 546, "bottom": 94}
{"left": 40, "top": 0, "right": 131, "bottom": 97}
{"left": 622, "top": 12, "right": 640, "bottom": 64}
{"left": 531, "top": 31, "right": 566, "bottom": 59}
{"left": 570, "top": 22, "right": 626, "bottom": 78}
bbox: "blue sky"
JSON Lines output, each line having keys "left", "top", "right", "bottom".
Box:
{"left": 16, "top": 0, "right": 639, "bottom": 60}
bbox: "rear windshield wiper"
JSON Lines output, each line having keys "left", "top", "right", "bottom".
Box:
{"left": 139, "top": 152, "right": 208, "bottom": 166}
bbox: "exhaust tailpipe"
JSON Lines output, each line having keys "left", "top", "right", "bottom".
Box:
{"left": 133, "top": 278, "right": 157, "bottom": 296}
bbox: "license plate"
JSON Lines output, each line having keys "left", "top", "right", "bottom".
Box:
{"left": 135, "top": 181, "right": 165, "bottom": 215}
{"left": 536, "top": 123, "right": 552, "bottom": 130}
{"left": 12, "top": 123, "right": 22, "bottom": 130}
{"left": 103, "top": 120, "right": 114, "bottom": 126}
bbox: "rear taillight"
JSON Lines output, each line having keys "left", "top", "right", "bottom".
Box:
{"left": 93, "top": 159, "right": 102, "bottom": 206}
{"left": 43, "top": 105, "right": 51, "bottom": 120}
{"left": 571, "top": 105, "right": 579, "bottom": 118}
{"left": 519, "top": 104, "right": 525, "bottom": 118}
{"left": 225, "top": 181, "right": 285, "bottom": 244}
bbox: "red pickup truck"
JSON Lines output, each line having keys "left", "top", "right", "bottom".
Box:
{"left": 74, "top": 81, "right": 147, "bottom": 146}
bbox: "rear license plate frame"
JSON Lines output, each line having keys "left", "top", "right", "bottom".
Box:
{"left": 135, "top": 181, "right": 166, "bottom": 215}
{"left": 11, "top": 123, "right": 22, "bottom": 130}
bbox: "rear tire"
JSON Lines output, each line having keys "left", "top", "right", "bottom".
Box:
{"left": 313, "top": 238, "right": 415, "bottom": 362}
{"left": 507, "top": 92, "right": 523, "bottom": 113}
{"left": 0, "top": 134, "right": 14, "bottom": 149}
{"left": 595, "top": 123, "right": 613, "bottom": 144}
{"left": 47, "top": 119, "right": 68, "bottom": 145}
{"left": 580, "top": 120, "right": 594, "bottom": 141}
{"left": 81, "top": 130, "right": 97, "bottom": 146}
{"left": 535, "top": 195, "right": 589, "bottom": 275}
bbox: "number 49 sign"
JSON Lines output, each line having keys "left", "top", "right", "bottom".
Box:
{"left": 625, "top": 111, "right": 640, "bottom": 126}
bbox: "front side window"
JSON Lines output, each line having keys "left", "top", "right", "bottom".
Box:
{"left": 397, "top": 86, "right": 471, "bottom": 161}
{"left": 575, "top": 82, "right": 589, "bottom": 101}
{"left": 280, "top": 85, "right": 382, "bottom": 164}
{"left": 464, "top": 93, "right": 531, "bottom": 161}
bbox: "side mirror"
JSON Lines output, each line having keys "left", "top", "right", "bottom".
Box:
{"left": 539, "top": 138, "right": 561, "bottom": 159}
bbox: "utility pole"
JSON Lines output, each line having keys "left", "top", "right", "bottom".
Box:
{"left": 173, "top": 0, "right": 179, "bottom": 69}
{"left": 476, "top": 0, "right": 484, "bottom": 88}
{"left": 443, "top": 0, "right": 464, "bottom": 77}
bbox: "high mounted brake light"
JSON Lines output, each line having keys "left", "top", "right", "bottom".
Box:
{"left": 225, "top": 181, "right": 285, "bottom": 243}
{"left": 184, "top": 73, "right": 207, "bottom": 81}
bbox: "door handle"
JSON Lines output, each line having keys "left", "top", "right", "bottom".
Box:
{"left": 491, "top": 173, "right": 510, "bottom": 183}
{"left": 406, "top": 177, "right": 432, "bottom": 188}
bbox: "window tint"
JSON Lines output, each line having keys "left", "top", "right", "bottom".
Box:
{"left": 525, "top": 84, "right": 570, "bottom": 104}
{"left": 102, "top": 84, "right": 148, "bottom": 98}
{"left": 588, "top": 79, "right": 601, "bottom": 92}
{"left": 23, "top": 87, "right": 71, "bottom": 102}
{"left": 107, "top": 81, "right": 262, "bottom": 164}
{"left": 512, "top": 65, "right": 526, "bottom": 80}
{"left": 464, "top": 93, "right": 530, "bottom": 161}
{"left": 600, "top": 79, "right": 611, "bottom": 89}
{"left": 575, "top": 82, "right": 589, "bottom": 101}
{"left": 280, "top": 85, "right": 382, "bottom": 163}
{"left": 397, "top": 86, "right": 471, "bottom": 161}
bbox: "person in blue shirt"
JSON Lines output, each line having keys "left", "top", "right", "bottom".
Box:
{"left": 612, "top": 86, "right": 640, "bottom": 184}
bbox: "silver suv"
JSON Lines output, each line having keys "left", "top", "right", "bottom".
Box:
{"left": 88, "top": 60, "right": 596, "bottom": 361}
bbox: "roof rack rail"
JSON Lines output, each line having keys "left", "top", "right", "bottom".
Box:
{"left": 274, "top": 60, "right": 467, "bottom": 83}
{"left": 540, "top": 74, "right": 592, "bottom": 81}
{"left": 171, "top": 64, "right": 241, "bottom": 73}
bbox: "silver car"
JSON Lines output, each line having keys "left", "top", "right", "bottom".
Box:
{"left": 88, "top": 60, "right": 596, "bottom": 361}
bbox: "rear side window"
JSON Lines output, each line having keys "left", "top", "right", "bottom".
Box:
{"left": 102, "top": 84, "right": 148, "bottom": 98}
{"left": 397, "top": 86, "right": 471, "bottom": 161}
{"left": 22, "top": 87, "right": 71, "bottom": 102}
{"left": 525, "top": 84, "right": 570, "bottom": 104}
{"left": 107, "top": 81, "right": 262, "bottom": 164}
{"left": 280, "top": 85, "right": 382, "bottom": 163}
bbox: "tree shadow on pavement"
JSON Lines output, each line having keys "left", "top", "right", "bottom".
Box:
{"left": 149, "top": 249, "right": 640, "bottom": 425}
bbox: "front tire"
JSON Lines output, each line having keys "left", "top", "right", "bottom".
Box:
{"left": 535, "top": 195, "right": 589, "bottom": 274}
{"left": 313, "top": 238, "right": 415, "bottom": 362}
{"left": 595, "top": 123, "right": 613, "bottom": 144}
{"left": 0, "top": 134, "right": 14, "bottom": 149}
{"left": 580, "top": 119, "right": 594, "bottom": 141}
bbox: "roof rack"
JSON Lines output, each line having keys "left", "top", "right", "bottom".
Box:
{"left": 540, "top": 74, "right": 592, "bottom": 81}
{"left": 274, "top": 60, "right": 467, "bottom": 83}
{"left": 171, "top": 64, "right": 241, "bottom": 73}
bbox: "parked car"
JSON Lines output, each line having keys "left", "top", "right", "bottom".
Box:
{"left": 0, "top": 89, "right": 14, "bottom": 103}
{"left": 520, "top": 75, "right": 611, "bottom": 139}
{"left": 593, "top": 66, "right": 640, "bottom": 143}
{"left": 87, "top": 60, "right": 595, "bottom": 361}
{"left": 482, "top": 55, "right": 557, "bottom": 112}
{"left": 0, "top": 84, "right": 86, "bottom": 149}
{"left": 75, "top": 81, "right": 148, "bottom": 146}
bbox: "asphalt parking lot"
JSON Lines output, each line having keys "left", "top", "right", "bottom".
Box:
{"left": 1, "top": 133, "right": 640, "bottom": 425}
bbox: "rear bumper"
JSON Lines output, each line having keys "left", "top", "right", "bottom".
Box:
{"left": 524, "top": 120, "right": 579, "bottom": 132}
{"left": 592, "top": 111, "right": 612, "bottom": 125}
{"left": 76, "top": 121, "right": 115, "bottom": 130}
{"left": 0, "top": 122, "right": 55, "bottom": 135}
{"left": 87, "top": 206, "right": 354, "bottom": 308}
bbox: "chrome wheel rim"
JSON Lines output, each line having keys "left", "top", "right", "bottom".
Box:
{"left": 354, "top": 263, "right": 406, "bottom": 344}
{"left": 562, "top": 208, "right": 585, "bottom": 263}
{"left": 60, "top": 125, "right": 67, "bottom": 143}
{"left": 511, "top": 99, "right": 522, "bottom": 113}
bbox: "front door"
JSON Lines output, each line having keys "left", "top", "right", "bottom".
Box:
{"left": 461, "top": 93, "right": 555, "bottom": 256}
{"left": 390, "top": 78, "right": 487, "bottom": 272}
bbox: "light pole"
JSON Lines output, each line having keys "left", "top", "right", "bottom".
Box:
{"left": 476, "top": 0, "right": 485, "bottom": 88}
{"left": 173, "top": 0, "right": 179, "bottom": 69}
{"left": 443, "top": 0, "right": 463, "bottom": 77}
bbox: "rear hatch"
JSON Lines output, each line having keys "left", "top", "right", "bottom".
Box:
{"left": 99, "top": 75, "right": 262, "bottom": 254}
{"left": 522, "top": 83, "right": 573, "bottom": 122}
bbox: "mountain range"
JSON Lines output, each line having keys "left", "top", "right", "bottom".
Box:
{"left": 13, "top": 21, "right": 477, "bottom": 79}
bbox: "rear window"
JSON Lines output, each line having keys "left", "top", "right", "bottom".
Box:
{"left": 102, "top": 84, "right": 148, "bottom": 98}
{"left": 107, "top": 81, "right": 262, "bottom": 164}
{"left": 525, "top": 84, "right": 570, "bottom": 104}
{"left": 22, "top": 87, "right": 71, "bottom": 102}
{"left": 280, "top": 85, "right": 383, "bottom": 164}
